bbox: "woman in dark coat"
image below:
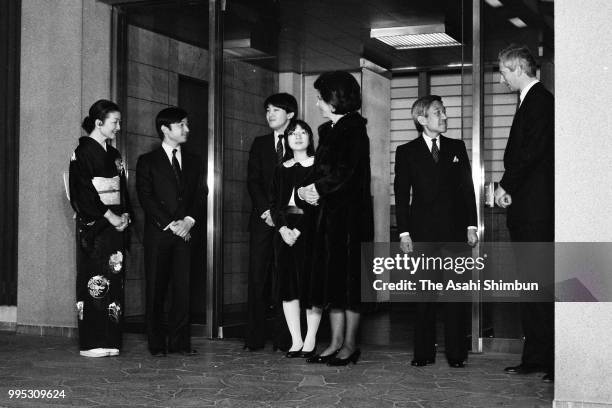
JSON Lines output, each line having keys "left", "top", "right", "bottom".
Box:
{"left": 69, "top": 99, "right": 131, "bottom": 358}
{"left": 298, "top": 71, "right": 374, "bottom": 366}
{"left": 270, "top": 119, "right": 320, "bottom": 358}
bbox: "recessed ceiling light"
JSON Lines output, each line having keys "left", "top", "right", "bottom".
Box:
{"left": 508, "top": 17, "right": 527, "bottom": 28}
{"left": 371, "top": 24, "right": 461, "bottom": 50}
{"left": 484, "top": 0, "right": 503, "bottom": 7}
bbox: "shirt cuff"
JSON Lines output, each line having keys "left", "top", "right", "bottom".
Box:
{"left": 467, "top": 226, "right": 477, "bottom": 231}
{"left": 399, "top": 232, "right": 410, "bottom": 238}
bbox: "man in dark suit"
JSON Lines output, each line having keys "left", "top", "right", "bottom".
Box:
{"left": 136, "top": 107, "right": 205, "bottom": 357}
{"left": 494, "top": 45, "right": 554, "bottom": 382}
{"left": 244, "top": 93, "right": 297, "bottom": 351}
{"left": 394, "top": 95, "right": 478, "bottom": 368}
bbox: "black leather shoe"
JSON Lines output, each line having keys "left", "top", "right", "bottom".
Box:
{"left": 306, "top": 350, "right": 339, "bottom": 364}
{"left": 327, "top": 349, "right": 361, "bottom": 366}
{"left": 149, "top": 349, "right": 166, "bottom": 357}
{"left": 285, "top": 349, "right": 302, "bottom": 358}
{"left": 542, "top": 373, "right": 554, "bottom": 383}
{"left": 504, "top": 364, "right": 544, "bottom": 374}
{"left": 300, "top": 349, "right": 317, "bottom": 359}
{"left": 411, "top": 359, "right": 435, "bottom": 367}
{"left": 449, "top": 361, "right": 465, "bottom": 368}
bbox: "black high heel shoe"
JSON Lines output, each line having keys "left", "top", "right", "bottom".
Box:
{"left": 285, "top": 348, "right": 302, "bottom": 358}
{"left": 300, "top": 348, "right": 317, "bottom": 359}
{"left": 306, "top": 349, "right": 339, "bottom": 364}
{"left": 327, "top": 349, "right": 361, "bottom": 366}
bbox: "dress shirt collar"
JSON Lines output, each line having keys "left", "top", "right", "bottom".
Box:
{"left": 161, "top": 142, "right": 181, "bottom": 164}
{"left": 421, "top": 133, "right": 440, "bottom": 152}
{"left": 520, "top": 79, "right": 539, "bottom": 106}
{"left": 273, "top": 130, "right": 285, "bottom": 153}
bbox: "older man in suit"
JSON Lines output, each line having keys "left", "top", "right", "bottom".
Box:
{"left": 394, "top": 95, "right": 478, "bottom": 368}
{"left": 494, "top": 44, "right": 554, "bottom": 382}
{"left": 244, "top": 93, "right": 297, "bottom": 351}
{"left": 136, "top": 107, "right": 205, "bottom": 357}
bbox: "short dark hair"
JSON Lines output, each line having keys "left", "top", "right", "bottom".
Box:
{"left": 411, "top": 95, "right": 443, "bottom": 133}
{"left": 81, "top": 99, "right": 120, "bottom": 134}
{"left": 263, "top": 93, "right": 298, "bottom": 115}
{"left": 283, "top": 119, "right": 315, "bottom": 158}
{"left": 498, "top": 44, "right": 537, "bottom": 78}
{"left": 155, "top": 107, "right": 188, "bottom": 140}
{"left": 314, "top": 71, "right": 361, "bottom": 114}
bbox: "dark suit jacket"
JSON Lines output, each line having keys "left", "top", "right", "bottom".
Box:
{"left": 394, "top": 135, "right": 477, "bottom": 242}
{"left": 500, "top": 82, "right": 554, "bottom": 229}
{"left": 136, "top": 146, "right": 205, "bottom": 231}
{"left": 247, "top": 133, "right": 279, "bottom": 221}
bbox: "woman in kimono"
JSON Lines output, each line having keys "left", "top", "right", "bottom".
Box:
{"left": 269, "top": 119, "right": 319, "bottom": 359}
{"left": 298, "top": 71, "right": 374, "bottom": 366}
{"left": 69, "top": 99, "right": 131, "bottom": 358}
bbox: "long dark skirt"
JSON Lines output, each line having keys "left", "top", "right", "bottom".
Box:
{"left": 76, "top": 220, "right": 126, "bottom": 350}
{"left": 273, "top": 213, "right": 315, "bottom": 307}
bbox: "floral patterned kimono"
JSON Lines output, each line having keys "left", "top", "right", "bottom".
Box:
{"left": 69, "top": 136, "right": 131, "bottom": 351}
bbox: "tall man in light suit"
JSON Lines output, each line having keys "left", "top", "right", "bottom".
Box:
{"left": 394, "top": 95, "right": 478, "bottom": 368}
{"left": 494, "top": 45, "right": 554, "bottom": 382}
{"left": 244, "top": 93, "right": 297, "bottom": 351}
{"left": 137, "top": 107, "right": 205, "bottom": 357}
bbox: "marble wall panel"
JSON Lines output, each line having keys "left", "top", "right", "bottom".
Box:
{"left": 128, "top": 61, "right": 169, "bottom": 104}
{"left": 126, "top": 97, "right": 168, "bottom": 137}
{"left": 128, "top": 25, "right": 169, "bottom": 70}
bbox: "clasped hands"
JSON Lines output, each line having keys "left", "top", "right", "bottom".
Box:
{"left": 169, "top": 218, "right": 194, "bottom": 241}
{"left": 399, "top": 229, "right": 479, "bottom": 254}
{"left": 494, "top": 185, "right": 512, "bottom": 208}
{"left": 279, "top": 226, "right": 301, "bottom": 246}
{"left": 297, "top": 184, "right": 320, "bottom": 206}
{"left": 105, "top": 210, "right": 130, "bottom": 232}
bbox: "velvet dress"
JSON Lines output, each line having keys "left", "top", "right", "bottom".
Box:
{"left": 69, "top": 136, "right": 131, "bottom": 351}
{"left": 270, "top": 157, "right": 317, "bottom": 306}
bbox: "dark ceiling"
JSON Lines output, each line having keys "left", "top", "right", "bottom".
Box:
{"left": 104, "top": 0, "right": 553, "bottom": 73}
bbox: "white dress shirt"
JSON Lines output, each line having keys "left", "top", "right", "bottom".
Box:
{"left": 519, "top": 79, "right": 539, "bottom": 107}
{"left": 160, "top": 142, "right": 195, "bottom": 229}
{"left": 399, "top": 134, "right": 476, "bottom": 238}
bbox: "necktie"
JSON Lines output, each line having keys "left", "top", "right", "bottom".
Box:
{"left": 276, "top": 135, "right": 284, "bottom": 164}
{"left": 172, "top": 148, "right": 182, "bottom": 183}
{"left": 431, "top": 138, "right": 439, "bottom": 163}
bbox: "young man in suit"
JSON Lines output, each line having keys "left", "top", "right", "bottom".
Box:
{"left": 244, "top": 93, "right": 297, "bottom": 351}
{"left": 394, "top": 95, "right": 478, "bottom": 368}
{"left": 136, "top": 107, "right": 205, "bottom": 357}
{"left": 494, "top": 45, "right": 555, "bottom": 382}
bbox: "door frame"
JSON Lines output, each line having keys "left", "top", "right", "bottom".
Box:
{"left": 110, "top": 0, "right": 224, "bottom": 338}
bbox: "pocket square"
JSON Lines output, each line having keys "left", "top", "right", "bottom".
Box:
{"left": 453, "top": 156, "right": 459, "bottom": 163}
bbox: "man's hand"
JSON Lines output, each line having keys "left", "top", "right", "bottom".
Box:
{"left": 494, "top": 186, "right": 512, "bottom": 208}
{"left": 260, "top": 209, "right": 275, "bottom": 227}
{"left": 279, "top": 226, "right": 297, "bottom": 246}
{"left": 105, "top": 210, "right": 127, "bottom": 232}
{"left": 298, "top": 184, "right": 320, "bottom": 205}
{"left": 467, "top": 229, "right": 479, "bottom": 247}
{"left": 399, "top": 235, "right": 413, "bottom": 254}
{"left": 170, "top": 217, "right": 194, "bottom": 239}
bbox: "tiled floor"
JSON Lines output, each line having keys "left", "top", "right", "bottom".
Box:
{"left": 0, "top": 332, "right": 553, "bottom": 408}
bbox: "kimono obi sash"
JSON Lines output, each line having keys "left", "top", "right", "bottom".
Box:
{"left": 92, "top": 176, "right": 120, "bottom": 205}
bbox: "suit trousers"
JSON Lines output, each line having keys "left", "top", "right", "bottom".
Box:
{"left": 413, "top": 243, "right": 469, "bottom": 363}
{"left": 246, "top": 217, "right": 290, "bottom": 349}
{"left": 509, "top": 221, "right": 554, "bottom": 371}
{"left": 145, "top": 228, "right": 191, "bottom": 353}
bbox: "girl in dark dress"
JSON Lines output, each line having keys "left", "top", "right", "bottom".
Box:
{"left": 298, "top": 71, "right": 374, "bottom": 366}
{"left": 69, "top": 99, "right": 131, "bottom": 358}
{"left": 270, "top": 119, "right": 320, "bottom": 358}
